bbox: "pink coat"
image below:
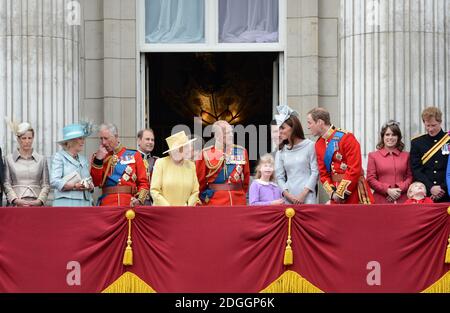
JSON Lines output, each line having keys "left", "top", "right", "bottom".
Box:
{"left": 367, "top": 148, "right": 413, "bottom": 204}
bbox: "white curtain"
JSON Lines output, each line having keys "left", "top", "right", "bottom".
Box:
{"left": 145, "top": 0, "right": 205, "bottom": 43}
{"left": 219, "top": 0, "right": 279, "bottom": 43}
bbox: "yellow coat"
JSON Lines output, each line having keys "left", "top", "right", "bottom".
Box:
{"left": 150, "top": 157, "right": 200, "bottom": 206}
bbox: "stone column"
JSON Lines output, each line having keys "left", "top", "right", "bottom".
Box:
{"left": 340, "top": 0, "right": 450, "bottom": 160}
{"left": 0, "top": 0, "right": 80, "bottom": 156}
{"left": 286, "top": 0, "right": 339, "bottom": 131}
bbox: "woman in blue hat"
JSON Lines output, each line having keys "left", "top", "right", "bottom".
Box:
{"left": 50, "top": 123, "right": 94, "bottom": 207}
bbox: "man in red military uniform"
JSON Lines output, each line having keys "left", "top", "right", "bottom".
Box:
{"left": 91, "top": 123, "right": 149, "bottom": 206}
{"left": 196, "top": 120, "right": 250, "bottom": 206}
{"left": 307, "top": 108, "right": 374, "bottom": 204}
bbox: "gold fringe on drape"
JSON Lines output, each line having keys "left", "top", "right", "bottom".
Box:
{"left": 260, "top": 270, "right": 323, "bottom": 293}
{"left": 445, "top": 207, "right": 450, "bottom": 264}
{"left": 421, "top": 271, "right": 450, "bottom": 293}
{"left": 102, "top": 272, "right": 156, "bottom": 293}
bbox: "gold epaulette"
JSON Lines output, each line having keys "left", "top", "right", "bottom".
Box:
{"left": 231, "top": 144, "right": 246, "bottom": 150}
{"left": 411, "top": 133, "right": 426, "bottom": 141}
{"left": 336, "top": 128, "right": 349, "bottom": 134}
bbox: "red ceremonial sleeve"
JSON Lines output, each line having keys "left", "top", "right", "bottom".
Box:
{"left": 196, "top": 155, "right": 207, "bottom": 194}
{"left": 340, "top": 133, "right": 362, "bottom": 194}
{"left": 134, "top": 151, "right": 150, "bottom": 193}
{"left": 90, "top": 154, "right": 108, "bottom": 187}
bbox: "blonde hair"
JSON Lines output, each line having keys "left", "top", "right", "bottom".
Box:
{"left": 61, "top": 138, "right": 77, "bottom": 150}
{"left": 407, "top": 182, "right": 426, "bottom": 199}
{"left": 421, "top": 106, "right": 442, "bottom": 122}
{"left": 255, "top": 154, "right": 276, "bottom": 181}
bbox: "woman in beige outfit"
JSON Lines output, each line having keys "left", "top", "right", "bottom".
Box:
{"left": 4, "top": 122, "right": 50, "bottom": 206}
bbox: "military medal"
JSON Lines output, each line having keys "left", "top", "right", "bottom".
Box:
{"left": 122, "top": 173, "right": 130, "bottom": 182}
{"left": 340, "top": 163, "right": 348, "bottom": 171}
{"left": 132, "top": 174, "right": 137, "bottom": 182}
{"left": 442, "top": 143, "right": 449, "bottom": 155}
{"left": 111, "top": 155, "right": 119, "bottom": 167}
{"left": 125, "top": 166, "right": 132, "bottom": 175}
{"left": 335, "top": 152, "right": 343, "bottom": 161}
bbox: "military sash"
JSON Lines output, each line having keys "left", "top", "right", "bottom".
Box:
{"left": 324, "top": 131, "right": 345, "bottom": 173}
{"left": 421, "top": 133, "right": 450, "bottom": 165}
{"left": 105, "top": 150, "right": 136, "bottom": 187}
{"left": 201, "top": 146, "right": 245, "bottom": 202}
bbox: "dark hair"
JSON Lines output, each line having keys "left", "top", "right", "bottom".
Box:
{"left": 307, "top": 108, "right": 331, "bottom": 126}
{"left": 270, "top": 119, "right": 278, "bottom": 126}
{"left": 137, "top": 128, "right": 154, "bottom": 140}
{"left": 279, "top": 115, "right": 305, "bottom": 150}
{"left": 376, "top": 121, "right": 404, "bottom": 151}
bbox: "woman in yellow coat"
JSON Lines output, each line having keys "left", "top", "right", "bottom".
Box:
{"left": 150, "top": 131, "right": 200, "bottom": 206}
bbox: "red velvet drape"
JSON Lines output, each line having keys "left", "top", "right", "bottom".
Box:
{"left": 0, "top": 204, "right": 448, "bottom": 292}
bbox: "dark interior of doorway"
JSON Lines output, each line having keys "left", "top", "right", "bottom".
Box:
{"left": 146, "top": 52, "right": 278, "bottom": 173}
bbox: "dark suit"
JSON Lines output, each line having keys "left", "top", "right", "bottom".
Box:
{"left": 410, "top": 129, "right": 450, "bottom": 202}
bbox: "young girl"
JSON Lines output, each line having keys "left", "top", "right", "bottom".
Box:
{"left": 404, "top": 182, "right": 434, "bottom": 204}
{"left": 249, "top": 154, "right": 284, "bottom": 205}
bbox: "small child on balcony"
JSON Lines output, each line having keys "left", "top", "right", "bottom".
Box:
{"left": 404, "top": 181, "right": 434, "bottom": 204}
{"left": 249, "top": 154, "right": 284, "bottom": 205}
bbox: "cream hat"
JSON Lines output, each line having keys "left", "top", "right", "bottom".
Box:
{"left": 163, "top": 131, "right": 197, "bottom": 154}
{"left": 6, "top": 119, "right": 33, "bottom": 137}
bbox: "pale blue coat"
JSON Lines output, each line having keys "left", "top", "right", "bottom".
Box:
{"left": 50, "top": 150, "right": 93, "bottom": 206}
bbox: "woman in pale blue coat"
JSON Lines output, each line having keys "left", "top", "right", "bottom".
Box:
{"left": 275, "top": 105, "right": 319, "bottom": 204}
{"left": 50, "top": 123, "right": 94, "bottom": 207}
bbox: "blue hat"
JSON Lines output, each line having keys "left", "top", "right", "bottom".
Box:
{"left": 58, "top": 123, "right": 92, "bottom": 144}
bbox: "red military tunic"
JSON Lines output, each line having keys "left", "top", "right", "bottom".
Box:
{"left": 196, "top": 145, "right": 250, "bottom": 206}
{"left": 91, "top": 144, "right": 149, "bottom": 206}
{"left": 315, "top": 126, "right": 374, "bottom": 204}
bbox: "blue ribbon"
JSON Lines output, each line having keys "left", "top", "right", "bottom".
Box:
{"left": 324, "top": 131, "right": 344, "bottom": 173}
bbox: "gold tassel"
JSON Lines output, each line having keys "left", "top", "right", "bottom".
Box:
{"left": 123, "top": 210, "right": 136, "bottom": 266}
{"left": 284, "top": 208, "right": 296, "bottom": 266}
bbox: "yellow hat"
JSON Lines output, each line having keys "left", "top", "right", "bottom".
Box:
{"left": 163, "top": 131, "right": 197, "bottom": 154}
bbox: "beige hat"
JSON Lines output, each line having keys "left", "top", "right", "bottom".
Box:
{"left": 163, "top": 131, "right": 197, "bottom": 154}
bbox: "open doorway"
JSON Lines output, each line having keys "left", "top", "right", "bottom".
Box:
{"left": 145, "top": 52, "right": 279, "bottom": 172}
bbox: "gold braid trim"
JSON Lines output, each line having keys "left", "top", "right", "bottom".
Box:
{"left": 101, "top": 156, "right": 113, "bottom": 187}
{"left": 204, "top": 149, "right": 225, "bottom": 179}
{"left": 136, "top": 189, "right": 149, "bottom": 204}
{"left": 323, "top": 181, "right": 334, "bottom": 198}
{"left": 335, "top": 179, "right": 352, "bottom": 199}
{"left": 421, "top": 134, "right": 450, "bottom": 165}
